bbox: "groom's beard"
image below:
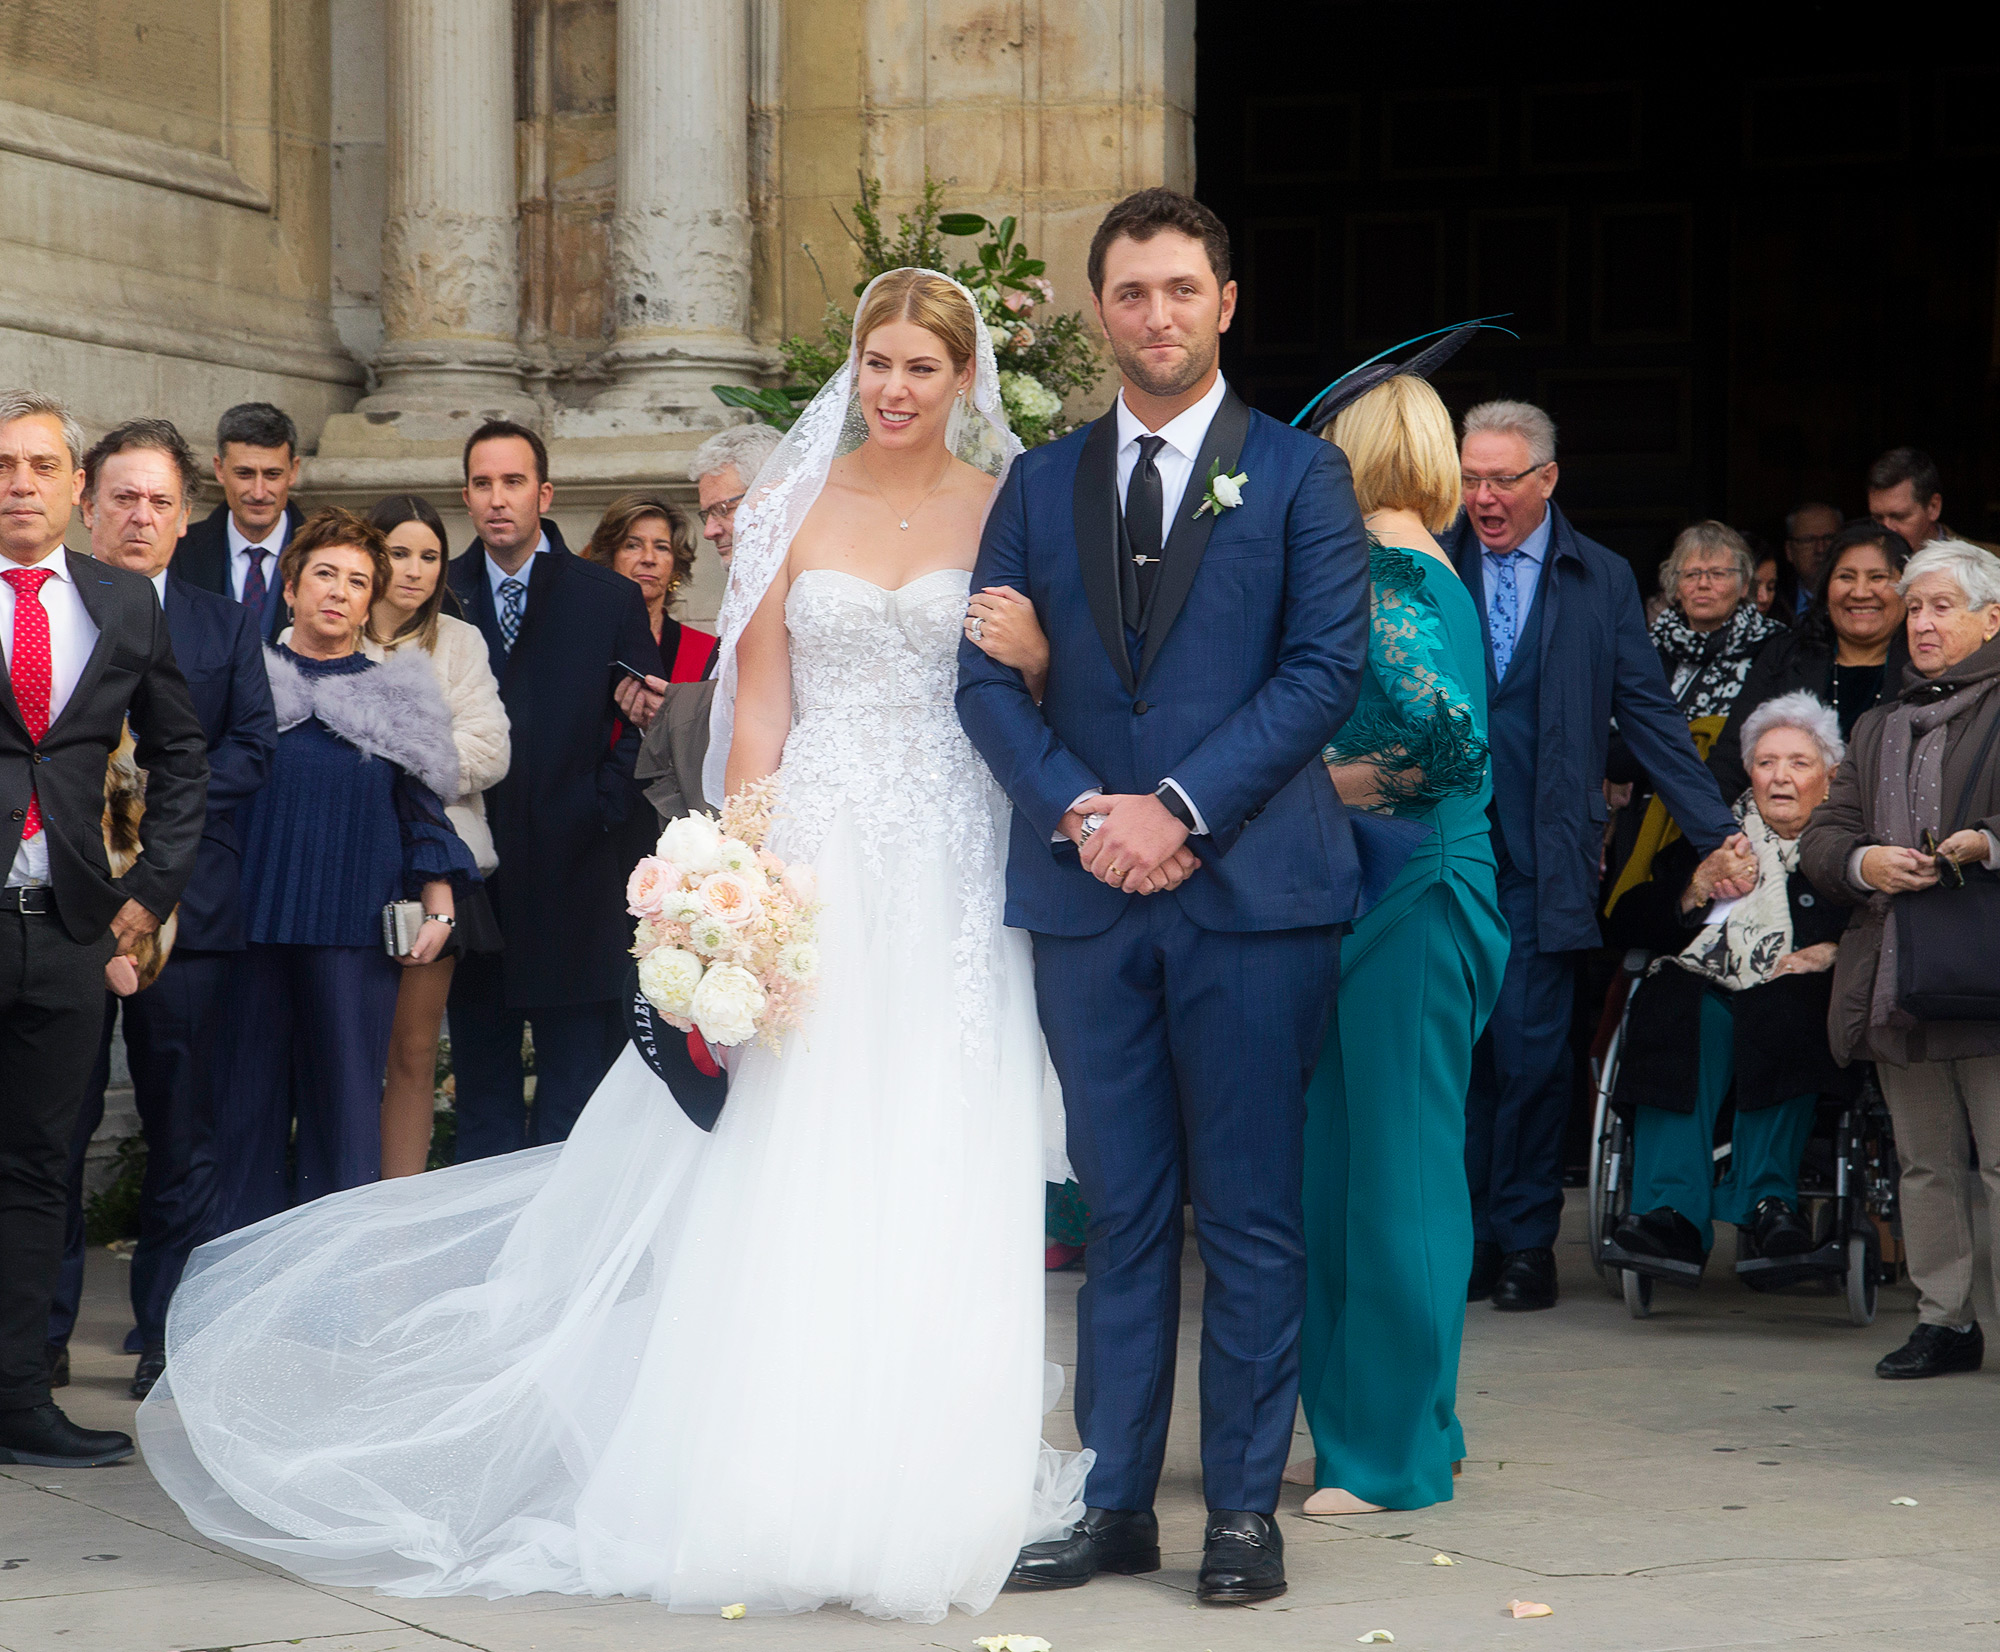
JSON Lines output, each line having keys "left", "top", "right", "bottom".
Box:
{"left": 1112, "top": 332, "right": 1217, "bottom": 401}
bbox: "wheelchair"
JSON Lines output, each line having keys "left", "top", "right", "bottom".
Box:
{"left": 1585, "top": 949, "right": 1901, "bottom": 1324}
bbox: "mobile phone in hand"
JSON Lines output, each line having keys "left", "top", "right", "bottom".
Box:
{"left": 614, "top": 659, "right": 659, "bottom": 685}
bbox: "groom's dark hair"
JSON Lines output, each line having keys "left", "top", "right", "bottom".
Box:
{"left": 1087, "top": 188, "right": 1231, "bottom": 296}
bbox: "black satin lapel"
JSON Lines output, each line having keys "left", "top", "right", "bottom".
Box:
{"left": 1137, "top": 388, "right": 1251, "bottom": 684}
{"left": 1072, "top": 414, "right": 1135, "bottom": 694}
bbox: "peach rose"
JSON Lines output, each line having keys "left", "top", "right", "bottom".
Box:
{"left": 627, "top": 856, "right": 676, "bottom": 916}
{"left": 698, "top": 870, "right": 760, "bottom": 927}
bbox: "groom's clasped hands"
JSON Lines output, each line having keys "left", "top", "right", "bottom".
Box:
{"left": 1062, "top": 792, "right": 1201, "bottom": 895}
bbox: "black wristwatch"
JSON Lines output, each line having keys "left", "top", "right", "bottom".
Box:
{"left": 1154, "top": 781, "right": 1197, "bottom": 832}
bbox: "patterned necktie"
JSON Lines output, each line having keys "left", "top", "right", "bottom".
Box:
{"left": 3, "top": 567, "right": 55, "bottom": 840}
{"left": 499, "top": 577, "right": 526, "bottom": 652}
{"left": 1489, "top": 551, "right": 1522, "bottom": 681}
{"left": 1126, "top": 434, "right": 1167, "bottom": 617}
{"left": 242, "top": 547, "right": 269, "bottom": 623}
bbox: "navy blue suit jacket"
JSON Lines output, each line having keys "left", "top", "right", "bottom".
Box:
{"left": 160, "top": 574, "right": 278, "bottom": 950}
{"left": 958, "top": 390, "right": 1371, "bottom": 937}
{"left": 1447, "top": 502, "right": 1735, "bottom": 951}
{"left": 174, "top": 503, "right": 303, "bottom": 643}
{"left": 447, "top": 521, "right": 663, "bottom": 1005}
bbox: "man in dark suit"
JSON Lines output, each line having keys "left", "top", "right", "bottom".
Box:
{"left": 445, "top": 422, "right": 662, "bottom": 1158}
{"left": 1447, "top": 399, "right": 1741, "bottom": 1312}
{"left": 0, "top": 392, "right": 207, "bottom": 1466}
{"left": 172, "top": 402, "right": 304, "bottom": 643}
{"left": 43, "top": 420, "right": 276, "bottom": 1401}
{"left": 961, "top": 190, "right": 1370, "bottom": 1603}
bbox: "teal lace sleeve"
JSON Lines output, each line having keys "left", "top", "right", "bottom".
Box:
{"left": 1323, "top": 544, "right": 1489, "bottom": 813}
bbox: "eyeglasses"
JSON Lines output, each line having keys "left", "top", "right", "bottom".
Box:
{"left": 1788, "top": 532, "right": 1837, "bottom": 552}
{"left": 1677, "top": 567, "right": 1743, "bottom": 587}
{"left": 698, "top": 491, "right": 746, "bottom": 527}
{"left": 1459, "top": 465, "right": 1548, "bottom": 496}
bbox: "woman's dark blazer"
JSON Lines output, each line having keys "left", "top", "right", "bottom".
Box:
{"left": 1609, "top": 835, "right": 1859, "bottom": 1117}
{"left": 1709, "top": 626, "right": 1908, "bottom": 801}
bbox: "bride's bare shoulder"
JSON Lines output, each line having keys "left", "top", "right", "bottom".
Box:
{"left": 947, "top": 455, "right": 1000, "bottom": 500}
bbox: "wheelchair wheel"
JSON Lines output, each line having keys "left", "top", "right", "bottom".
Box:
{"left": 1622, "top": 1268, "right": 1653, "bottom": 1318}
{"left": 1586, "top": 1089, "right": 1613, "bottom": 1282}
{"left": 1845, "top": 1234, "right": 1878, "bottom": 1326}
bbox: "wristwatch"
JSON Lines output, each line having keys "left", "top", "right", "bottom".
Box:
{"left": 1153, "top": 782, "right": 1197, "bottom": 832}
{"left": 1078, "top": 812, "right": 1108, "bottom": 842}
{"left": 422, "top": 913, "right": 457, "bottom": 928}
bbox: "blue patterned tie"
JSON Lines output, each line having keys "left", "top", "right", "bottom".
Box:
{"left": 1490, "top": 552, "right": 1522, "bottom": 680}
{"left": 241, "top": 548, "right": 269, "bottom": 625}
{"left": 499, "top": 577, "right": 525, "bottom": 652}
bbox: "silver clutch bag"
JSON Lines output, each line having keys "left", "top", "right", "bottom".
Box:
{"left": 381, "top": 900, "right": 426, "bottom": 958}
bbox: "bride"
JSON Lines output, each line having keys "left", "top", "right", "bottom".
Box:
{"left": 138, "top": 269, "right": 1087, "bottom": 1623}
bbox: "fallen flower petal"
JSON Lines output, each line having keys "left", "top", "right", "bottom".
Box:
{"left": 720, "top": 1603, "right": 747, "bottom": 1619}
{"left": 1357, "top": 1632, "right": 1395, "bottom": 1643}
{"left": 1431, "top": 1553, "right": 1457, "bottom": 1565}
{"left": 975, "top": 1638, "right": 1053, "bottom": 1652}
{"left": 1509, "top": 1600, "right": 1554, "bottom": 1619}
{"left": 1890, "top": 1497, "right": 1918, "bottom": 1506}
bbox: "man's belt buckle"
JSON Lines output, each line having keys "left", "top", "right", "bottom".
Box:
{"left": 2, "top": 884, "right": 53, "bottom": 915}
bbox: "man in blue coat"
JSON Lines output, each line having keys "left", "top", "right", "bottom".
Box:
{"left": 48, "top": 419, "right": 277, "bottom": 1400}
{"left": 1448, "top": 400, "right": 1741, "bottom": 1312}
{"left": 445, "top": 423, "right": 662, "bottom": 1157}
{"left": 960, "top": 190, "right": 1370, "bottom": 1604}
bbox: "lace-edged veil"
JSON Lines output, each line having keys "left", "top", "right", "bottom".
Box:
{"left": 703, "top": 268, "right": 1025, "bottom": 806}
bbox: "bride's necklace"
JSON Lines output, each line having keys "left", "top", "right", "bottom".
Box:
{"left": 859, "top": 450, "right": 951, "bottom": 531}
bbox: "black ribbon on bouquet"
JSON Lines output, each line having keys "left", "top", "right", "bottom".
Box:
{"left": 625, "top": 963, "right": 730, "bottom": 1131}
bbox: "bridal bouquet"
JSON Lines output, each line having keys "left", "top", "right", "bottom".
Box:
{"left": 626, "top": 778, "right": 821, "bottom": 1050}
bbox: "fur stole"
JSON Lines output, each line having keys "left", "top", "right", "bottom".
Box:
{"left": 264, "top": 644, "right": 461, "bottom": 799}
{"left": 103, "top": 726, "right": 179, "bottom": 991}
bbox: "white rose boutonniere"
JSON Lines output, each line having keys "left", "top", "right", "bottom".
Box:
{"left": 1193, "top": 455, "right": 1248, "bottom": 519}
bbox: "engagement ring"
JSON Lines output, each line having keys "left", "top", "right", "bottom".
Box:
{"left": 969, "top": 616, "right": 985, "bottom": 642}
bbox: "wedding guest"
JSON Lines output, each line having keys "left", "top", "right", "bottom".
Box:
{"left": 691, "top": 423, "right": 782, "bottom": 570}
{"left": 1711, "top": 522, "right": 1910, "bottom": 799}
{"left": 1611, "top": 693, "right": 1853, "bottom": 1272}
{"left": 1783, "top": 501, "right": 1843, "bottom": 619}
{"left": 1649, "top": 521, "right": 1786, "bottom": 725}
{"left": 583, "top": 492, "right": 715, "bottom": 680}
{"left": 362, "top": 496, "right": 510, "bottom": 1178}
{"left": 0, "top": 390, "right": 207, "bottom": 1468}
{"left": 1751, "top": 550, "right": 1783, "bottom": 618}
{"left": 1292, "top": 373, "right": 1507, "bottom": 1513}
{"left": 1448, "top": 399, "right": 1737, "bottom": 1311}
{"left": 44, "top": 419, "right": 276, "bottom": 1402}
{"left": 211, "top": 508, "right": 475, "bottom": 1230}
{"left": 174, "top": 402, "right": 305, "bottom": 642}
{"left": 1803, "top": 539, "right": 2000, "bottom": 1381}
{"left": 1866, "top": 447, "right": 1945, "bottom": 554}
{"left": 444, "top": 424, "right": 661, "bottom": 1157}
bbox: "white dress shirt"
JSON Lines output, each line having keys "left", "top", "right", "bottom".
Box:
{"left": 485, "top": 531, "right": 550, "bottom": 616}
{"left": 2, "top": 544, "right": 101, "bottom": 886}
{"left": 226, "top": 513, "right": 288, "bottom": 602}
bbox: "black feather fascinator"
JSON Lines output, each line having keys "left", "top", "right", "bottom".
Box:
{"left": 1292, "top": 314, "right": 1517, "bottom": 436}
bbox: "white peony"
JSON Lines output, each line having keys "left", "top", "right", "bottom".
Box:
{"left": 776, "top": 940, "right": 820, "bottom": 983}
{"left": 780, "top": 861, "right": 818, "bottom": 906}
{"left": 1211, "top": 470, "right": 1246, "bottom": 509}
{"left": 658, "top": 812, "right": 725, "bottom": 875}
{"left": 687, "top": 913, "right": 732, "bottom": 955}
{"left": 690, "top": 962, "right": 766, "bottom": 1046}
{"left": 998, "top": 370, "right": 1062, "bottom": 425}
{"left": 637, "top": 946, "right": 704, "bottom": 1018}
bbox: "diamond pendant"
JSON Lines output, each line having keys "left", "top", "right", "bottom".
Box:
{"left": 899, "top": 519, "right": 910, "bottom": 530}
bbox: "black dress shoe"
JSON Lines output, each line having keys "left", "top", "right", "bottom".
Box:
{"left": 1747, "top": 1197, "right": 1812, "bottom": 1259}
{"left": 1614, "top": 1207, "right": 1707, "bottom": 1268}
{"left": 1467, "top": 1240, "right": 1504, "bottom": 1302}
{"left": 1197, "top": 1510, "right": 1285, "bottom": 1604}
{"left": 46, "top": 1343, "right": 68, "bottom": 1390}
{"left": 1876, "top": 1322, "right": 1984, "bottom": 1380}
{"left": 129, "top": 1348, "right": 167, "bottom": 1402}
{"left": 1008, "top": 1506, "right": 1159, "bottom": 1589}
{"left": 0, "top": 1404, "right": 134, "bottom": 1467}
{"left": 1490, "top": 1246, "right": 1558, "bottom": 1311}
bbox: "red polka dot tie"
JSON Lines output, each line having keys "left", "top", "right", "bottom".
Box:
{"left": 4, "top": 566, "right": 54, "bottom": 840}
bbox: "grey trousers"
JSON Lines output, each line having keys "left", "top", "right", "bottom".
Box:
{"left": 1877, "top": 1054, "right": 2000, "bottom": 1327}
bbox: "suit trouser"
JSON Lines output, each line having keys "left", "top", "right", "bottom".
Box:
{"left": 0, "top": 910, "right": 116, "bottom": 1410}
{"left": 446, "top": 949, "right": 624, "bottom": 1161}
{"left": 1465, "top": 850, "right": 1576, "bottom": 1253}
{"left": 211, "top": 943, "right": 400, "bottom": 1233}
{"left": 1033, "top": 898, "right": 1338, "bottom": 1515}
{"left": 1876, "top": 1054, "right": 2000, "bottom": 1328}
{"left": 47, "top": 952, "right": 231, "bottom": 1353}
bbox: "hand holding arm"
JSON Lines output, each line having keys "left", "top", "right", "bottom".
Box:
{"left": 964, "top": 586, "right": 1050, "bottom": 702}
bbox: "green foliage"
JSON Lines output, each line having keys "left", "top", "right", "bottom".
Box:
{"left": 713, "top": 173, "right": 1103, "bottom": 446}
{"left": 85, "top": 1134, "right": 147, "bottom": 1244}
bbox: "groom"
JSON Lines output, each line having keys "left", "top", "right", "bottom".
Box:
{"left": 958, "top": 189, "right": 1370, "bottom": 1602}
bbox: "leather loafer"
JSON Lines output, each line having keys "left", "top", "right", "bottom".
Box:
{"left": 1008, "top": 1506, "right": 1159, "bottom": 1589}
{"left": 1490, "top": 1246, "right": 1558, "bottom": 1311}
{"left": 1467, "top": 1239, "right": 1504, "bottom": 1302}
{"left": 1747, "top": 1197, "right": 1812, "bottom": 1259}
{"left": 1876, "top": 1322, "right": 1984, "bottom": 1380}
{"left": 1615, "top": 1206, "right": 1707, "bottom": 1268}
{"left": 0, "top": 1404, "right": 134, "bottom": 1467}
{"left": 1197, "top": 1510, "right": 1285, "bottom": 1604}
{"left": 130, "top": 1348, "right": 167, "bottom": 1402}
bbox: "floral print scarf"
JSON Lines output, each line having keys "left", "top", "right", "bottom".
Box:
{"left": 1649, "top": 601, "right": 1786, "bottom": 720}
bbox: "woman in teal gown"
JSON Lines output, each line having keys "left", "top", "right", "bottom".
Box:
{"left": 1289, "top": 374, "right": 1510, "bottom": 1514}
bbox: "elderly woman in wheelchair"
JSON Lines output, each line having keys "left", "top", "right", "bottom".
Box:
{"left": 1606, "top": 691, "right": 1859, "bottom": 1277}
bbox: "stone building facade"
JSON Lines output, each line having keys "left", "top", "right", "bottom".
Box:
{"left": 4, "top": 0, "right": 1193, "bottom": 618}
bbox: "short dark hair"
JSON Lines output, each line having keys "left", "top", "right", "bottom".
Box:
{"left": 1867, "top": 445, "right": 1941, "bottom": 505}
{"left": 83, "top": 418, "right": 201, "bottom": 503}
{"left": 215, "top": 401, "right": 299, "bottom": 459}
{"left": 278, "top": 505, "right": 392, "bottom": 604}
{"left": 463, "top": 419, "right": 549, "bottom": 486}
{"left": 1087, "top": 187, "right": 1232, "bottom": 296}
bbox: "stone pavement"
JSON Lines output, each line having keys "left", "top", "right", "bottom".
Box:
{"left": 7, "top": 1214, "right": 1999, "bottom": 1652}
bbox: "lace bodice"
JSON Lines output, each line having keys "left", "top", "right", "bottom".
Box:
{"left": 777, "top": 567, "right": 1008, "bottom": 1046}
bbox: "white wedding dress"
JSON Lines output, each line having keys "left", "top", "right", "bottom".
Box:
{"left": 138, "top": 562, "right": 1087, "bottom": 1623}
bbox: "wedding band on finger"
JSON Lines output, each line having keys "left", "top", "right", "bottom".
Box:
{"left": 968, "top": 617, "right": 985, "bottom": 641}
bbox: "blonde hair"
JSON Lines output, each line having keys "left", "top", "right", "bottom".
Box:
{"left": 853, "top": 269, "right": 978, "bottom": 372}
{"left": 1326, "top": 375, "right": 1461, "bottom": 533}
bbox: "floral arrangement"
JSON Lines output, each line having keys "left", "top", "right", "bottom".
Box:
{"left": 626, "top": 778, "right": 821, "bottom": 1050}
{"left": 715, "top": 174, "right": 1104, "bottom": 447}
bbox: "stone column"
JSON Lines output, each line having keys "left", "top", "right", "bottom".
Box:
{"left": 590, "top": 0, "right": 768, "bottom": 425}
{"left": 359, "top": 0, "right": 535, "bottom": 425}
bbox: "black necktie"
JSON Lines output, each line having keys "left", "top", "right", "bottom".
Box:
{"left": 1126, "top": 435, "right": 1166, "bottom": 620}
